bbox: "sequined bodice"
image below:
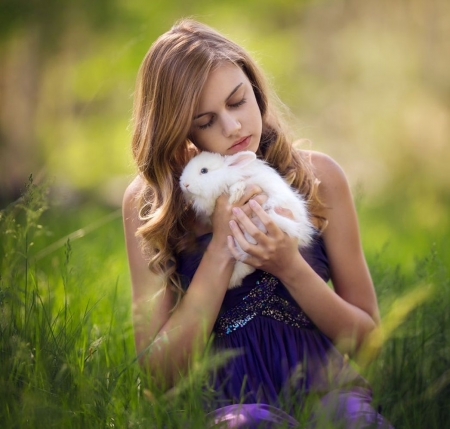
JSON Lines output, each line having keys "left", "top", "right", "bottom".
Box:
{"left": 214, "top": 271, "right": 316, "bottom": 337}
{"left": 177, "top": 233, "right": 330, "bottom": 335}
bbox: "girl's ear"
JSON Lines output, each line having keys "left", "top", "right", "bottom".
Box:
{"left": 225, "top": 151, "right": 256, "bottom": 168}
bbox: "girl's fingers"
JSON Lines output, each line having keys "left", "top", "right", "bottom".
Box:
{"left": 232, "top": 206, "right": 264, "bottom": 237}
{"left": 229, "top": 219, "right": 259, "bottom": 255}
{"left": 239, "top": 184, "right": 262, "bottom": 204}
{"left": 251, "top": 193, "right": 268, "bottom": 207}
{"left": 231, "top": 200, "right": 291, "bottom": 241}
{"left": 227, "top": 235, "right": 247, "bottom": 261}
{"left": 240, "top": 194, "right": 267, "bottom": 218}
{"left": 274, "top": 206, "right": 294, "bottom": 220}
{"left": 227, "top": 200, "right": 300, "bottom": 274}
{"left": 247, "top": 200, "right": 281, "bottom": 237}
{"left": 229, "top": 208, "right": 272, "bottom": 258}
{"left": 234, "top": 185, "right": 268, "bottom": 217}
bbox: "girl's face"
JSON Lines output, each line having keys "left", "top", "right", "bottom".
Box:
{"left": 189, "top": 62, "right": 262, "bottom": 156}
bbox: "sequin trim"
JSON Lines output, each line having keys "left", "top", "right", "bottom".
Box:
{"left": 214, "top": 272, "right": 315, "bottom": 337}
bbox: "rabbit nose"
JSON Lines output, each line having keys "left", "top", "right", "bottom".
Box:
{"left": 183, "top": 183, "right": 189, "bottom": 188}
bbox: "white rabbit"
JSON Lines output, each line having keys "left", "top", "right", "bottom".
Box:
{"left": 179, "top": 151, "right": 315, "bottom": 288}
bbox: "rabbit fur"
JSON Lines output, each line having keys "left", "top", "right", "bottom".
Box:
{"left": 179, "top": 150, "right": 315, "bottom": 288}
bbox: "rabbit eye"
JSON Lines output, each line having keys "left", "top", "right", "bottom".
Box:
{"left": 200, "top": 168, "right": 208, "bottom": 174}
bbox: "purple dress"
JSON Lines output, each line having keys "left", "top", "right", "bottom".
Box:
{"left": 177, "top": 233, "right": 393, "bottom": 428}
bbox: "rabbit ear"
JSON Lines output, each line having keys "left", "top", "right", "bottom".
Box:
{"left": 225, "top": 151, "right": 256, "bottom": 168}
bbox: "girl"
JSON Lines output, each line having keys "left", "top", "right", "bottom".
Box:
{"left": 123, "top": 18, "right": 393, "bottom": 428}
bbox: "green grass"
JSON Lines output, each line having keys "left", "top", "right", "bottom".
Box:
{"left": 1, "top": 178, "right": 449, "bottom": 428}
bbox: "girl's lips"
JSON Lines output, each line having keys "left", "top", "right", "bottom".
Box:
{"left": 230, "top": 135, "right": 251, "bottom": 151}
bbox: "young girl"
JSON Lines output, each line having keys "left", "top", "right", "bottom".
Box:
{"left": 123, "top": 18, "right": 393, "bottom": 428}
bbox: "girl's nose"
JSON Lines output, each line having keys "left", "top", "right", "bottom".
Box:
{"left": 222, "top": 113, "right": 241, "bottom": 137}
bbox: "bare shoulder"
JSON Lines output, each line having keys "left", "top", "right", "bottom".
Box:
{"left": 300, "top": 150, "right": 347, "bottom": 185}
{"left": 122, "top": 175, "right": 146, "bottom": 219}
{"left": 299, "top": 150, "right": 350, "bottom": 205}
{"left": 123, "top": 175, "right": 145, "bottom": 206}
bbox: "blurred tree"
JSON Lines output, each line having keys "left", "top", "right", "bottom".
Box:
{"left": 0, "top": 0, "right": 119, "bottom": 206}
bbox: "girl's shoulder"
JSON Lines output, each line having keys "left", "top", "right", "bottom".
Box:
{"left": 298, "top": 149, "right": 350, "bottom": 205}
{"left": 123, "top": 175, "right": 145, "bottom": 200}
{"left": 122, "top": 175, "right": 147, "bottom": 223}
{"left": 298, "top": 149, "right": 346, "bottom": 182}
{"left": 123, "top": 174, "right": 152, "bottom": 212}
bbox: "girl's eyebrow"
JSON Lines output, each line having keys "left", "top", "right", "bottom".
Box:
{"left": 193, "top": 83, "right": 243, "bottom": 120}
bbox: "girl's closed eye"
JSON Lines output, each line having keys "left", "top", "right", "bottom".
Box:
{"left": 198, "top": 117, "right": 214, "bottom": 130}
{"left": 197, "top": 99, "right": 246, "bottom": 130}
{"left": 228, "top": 98, "right": 246, "bottom": 108}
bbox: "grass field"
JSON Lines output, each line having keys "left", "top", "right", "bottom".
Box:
{"left": 1, "top": 179, "right": 449, "bottom": 428}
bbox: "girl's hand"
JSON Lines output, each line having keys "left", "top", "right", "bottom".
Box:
{"left": 227, "top": 200, "right": 303, "bottom": 278}
{"left": 209, "top": 185, "right": 267, "bottom": 252}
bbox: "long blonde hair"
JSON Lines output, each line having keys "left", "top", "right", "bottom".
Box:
{"left": 131, "top": 18, "right": 325, "bottom": 306}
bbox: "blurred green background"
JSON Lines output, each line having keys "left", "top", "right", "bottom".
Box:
{"left": 1, "top": 0, "right": 449, "bottom": 268}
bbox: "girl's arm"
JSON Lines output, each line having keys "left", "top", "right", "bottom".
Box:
{"left": 123, "top": 176, "right": 261, "bottom": 389}
{"left": 228, "top": 151, "right": 379, "bottom": 352}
